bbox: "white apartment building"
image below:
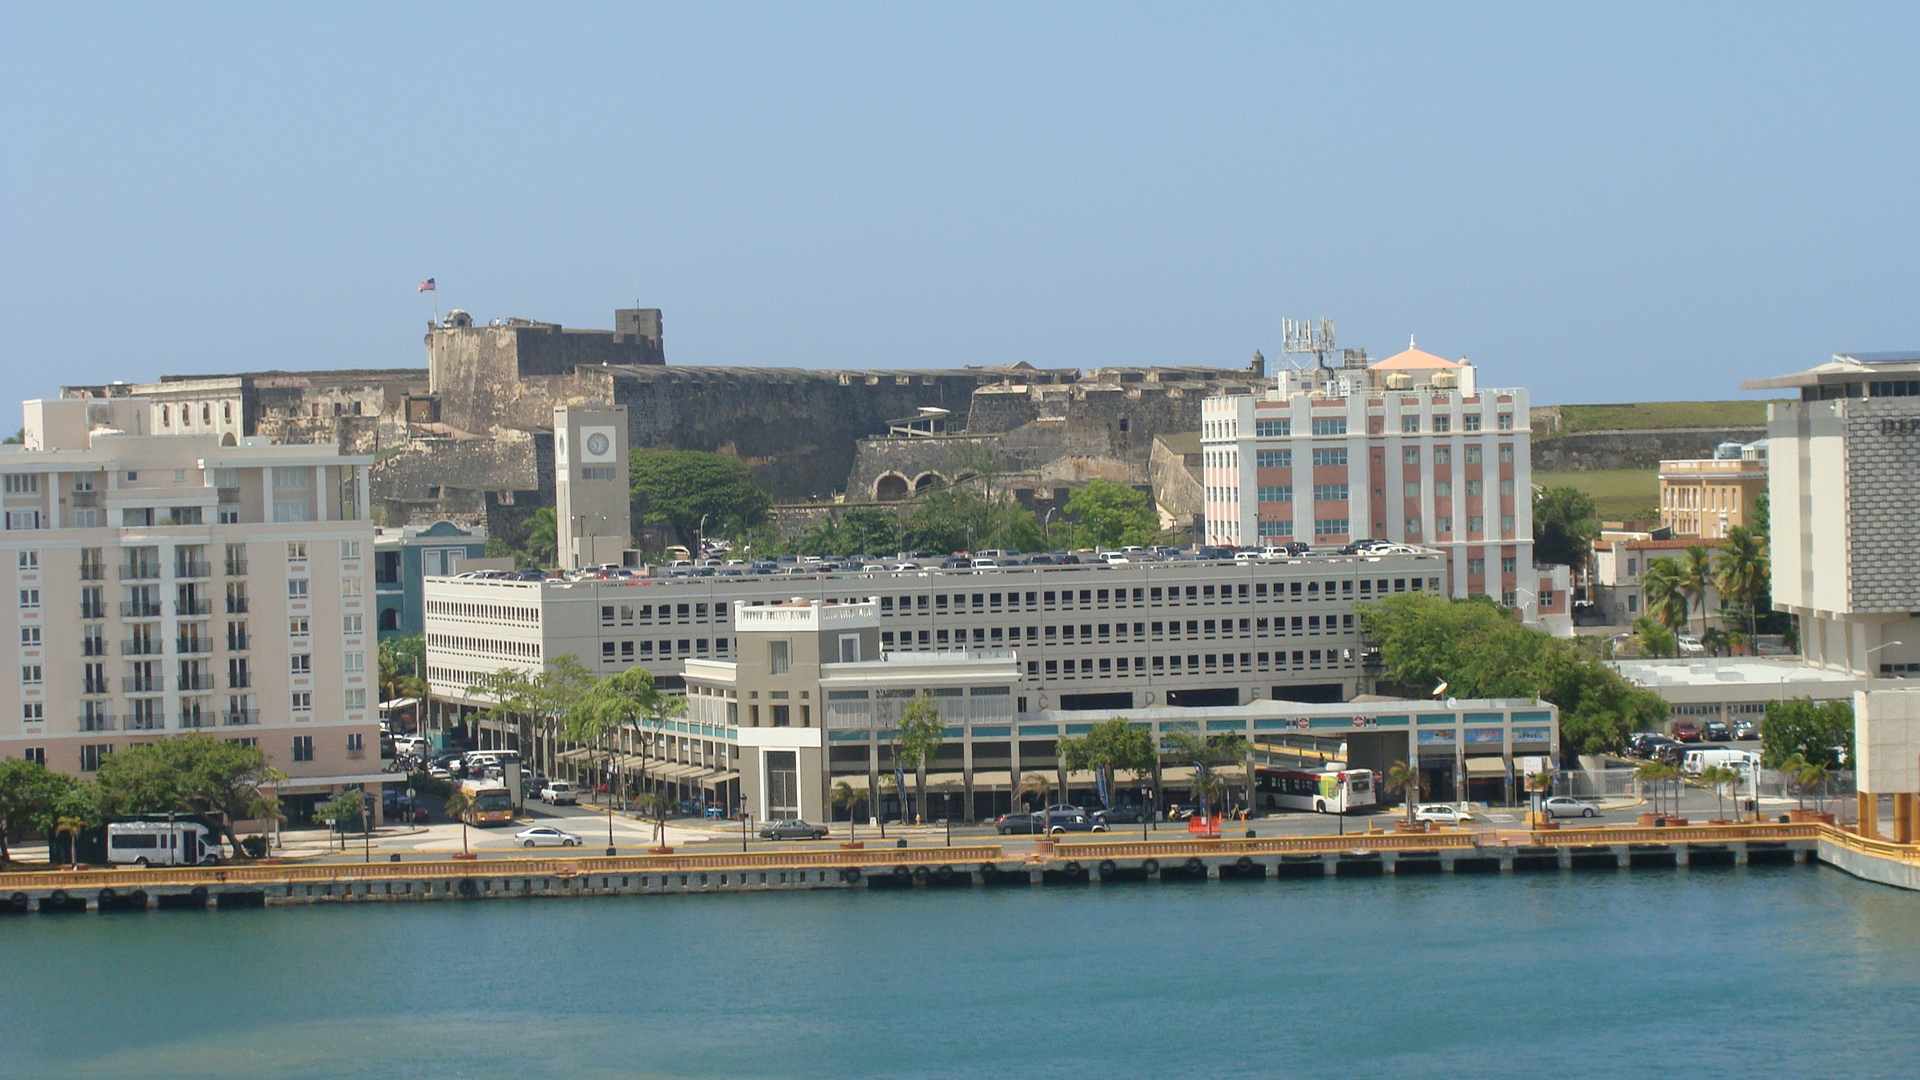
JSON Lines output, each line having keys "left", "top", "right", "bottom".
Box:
{"left": 1742, "top": 351, "right": 1920, "bottom": 679}
{"left": 422, "top": 551, "right": 1453, "bottom": 765}
{"left": 0, "top": 396, "right": 383, "bottom": 814}
{"left": 1201, "top": 344, "right": 1551, "bottom": 623}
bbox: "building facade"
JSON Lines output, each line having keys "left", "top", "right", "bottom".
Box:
{"left": 373, "top": 520, "right": 488, "bottom": 639}
{"left": 0, "top": 396, "right": 383, "bottom": 814}
{"left": 1199, "top": 345, "right": 1550, "bottom": 624}
{"left": 1658, "top": 440, "right": 1768, "bottom": 540}
{"left": 1742, "top": 351, "right": 1920, "bottom": 678}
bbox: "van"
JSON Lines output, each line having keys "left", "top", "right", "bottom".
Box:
{"left": 106, "top": 821, "right": 224, "bottom": 867}
{"left": 1682, "top": 747, "right": 1759, "bottom": 774}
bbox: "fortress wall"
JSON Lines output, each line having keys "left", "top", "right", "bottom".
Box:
{"left": 1531, "top": 428, "right": 1766, "bottom": 472}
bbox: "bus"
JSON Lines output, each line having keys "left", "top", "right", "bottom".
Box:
{"left": 1254, "top": 767, "right": 1377, "bottom": 814}
{"left": 459, "top": 780, "right": 515, "bottom": 826}
{"left": 106, "top": 821, "right": 224, "bottom": 867}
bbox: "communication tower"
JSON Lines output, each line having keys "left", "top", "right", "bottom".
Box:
{"left": 1281, "top": 318, "right": 1337, "bottom": 371}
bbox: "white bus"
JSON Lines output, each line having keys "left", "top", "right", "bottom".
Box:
{"left": 1254, "top": 767, "right": 1378, "bottom": 814}
{"left": 106, "top": 821, "right": 224, "bottom": 867}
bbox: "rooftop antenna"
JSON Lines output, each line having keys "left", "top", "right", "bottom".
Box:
{"left": 1282, "top": 318, "right": 1337, "bottom": 372}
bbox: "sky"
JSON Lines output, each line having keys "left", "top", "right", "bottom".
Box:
{"left": 2, "top": 3, "right": 1915, "bottom": 408}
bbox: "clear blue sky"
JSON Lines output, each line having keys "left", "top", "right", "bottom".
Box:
{"left": 3, "top": 3, "right": 1915, "bottom": 407}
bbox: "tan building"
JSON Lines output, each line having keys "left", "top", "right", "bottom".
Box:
{"left": 0, "top": 396, "right": 383, "bottom": 818}
{"left": 1658, "top": 440, "right": 1768, "bottom": 540}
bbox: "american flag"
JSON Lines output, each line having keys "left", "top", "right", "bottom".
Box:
{"left": 417, "top": 278, "right": 436, "bottom": 292}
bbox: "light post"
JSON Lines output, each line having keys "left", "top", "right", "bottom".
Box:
{"left": 742, "top": 811, "right": 751, "bottom": 853}
{"left": 1141, "top": 786, "right": 1150, "bottom": 840}
{"left": 1866, "top": 641, "right": 1904, "bottom": 678}
{"left": 698, "top": 514, "right": 709, "bottom": 560}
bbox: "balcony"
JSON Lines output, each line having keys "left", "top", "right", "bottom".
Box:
{"left": 122, "top": 715, "right": 163, "bottom": 731}
{"left": 78, "top": 714, "right": 116, "bottom": 732}
{"left": 225, "top": 597, "right": 250, "bottom": 614}
{"left": 346, "top": 747, "right": 366, "bottom": 761}
{"left": 119, "top": 564, "right": 161, "bottom": 581}
{"left": 217, "top": 487, "right": 241, "bottom": 505}
{"left": 228, "top": 673, "right": 252, "bottom": 689}
{"left": 177, "top": 674, "right": 218, "bottom": 691}
{"left": 122, "top": 676, "right": 164, "bottom": 693}
{"left": 82, "top": 638, "right": 107, "bottom": 657}
{"left": 81, "top": 603, "right": 107, "bottom": 620}
{"left": 226, "top": 633, "right": 250, "bottom": 651}
{"left": 174, "top": 561, "right": 211, "bottom": 579}
{"left": 176, "top": 638, "right": 213, "bottom": 655}
{"left": 82, "top": 680, "right": 110, "bottom": 696}
{"left": 174, "top": 599, "right": 212, "bottom": 617}
{"left": 222, "top": 710, "right": 259, "bottom": 727}
{"left": 176, "top": 713, "right": 214, "bottom": 729}
{"left": 121, "top": 601, "right": 162, "bottom": 619}
{"left": 224, "top": 559, "right": 248, "bottom": 576}
{"left": 120, "top": 639, "right": 165, "bottom": 656}
{"left": 78, "top": 564, "right": 106, "bottom": 581}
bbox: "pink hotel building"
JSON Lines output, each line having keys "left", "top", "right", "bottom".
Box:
{"left": 1201, "top": 345, "right": 1569, "bottom": 630}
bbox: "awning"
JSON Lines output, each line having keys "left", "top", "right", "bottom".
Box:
{"left": 1466, "top": 757, "right": 1511, "bottom": 777}
{"left": 268, "top": 771, "right": 404, "bottom": 794}
{"left": 706, "top": 770, "right": 739, "bottom": 785}
{"left": 554, "top": 747, "right": 593, "bottom": 764}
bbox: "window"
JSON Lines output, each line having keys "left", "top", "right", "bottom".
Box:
{"left": 288, "top": 579, "right": 309, "bottom": 599}
{"left": 343, "top": 652, "right": 364, "bottom": 673}
{"left": 22, "top": 702, "right": 42, "bottom": 721}
{"left": 340, "top": 540, "right": 361, "bottom": 560}
{"left": 1434, "top": 448, "right": 1451, "bottom": 465}
{"left": 1405, "top": 518, "right": 1421, "bottom": 534}
{"left": 1500, "top": 479, "right": 1515, "bottom": 495}
{"left": 1254, "top": 419, "right": 1291, "bottom": 437}
{"left": 1465, "top": 480, "right": 1484, "bottom": 496}
{"left": 1257, "top": 485, "right": 1293, "bottom": 503}
{"left": 341, "top": 577, "right": 362, "bottom": 597}
{"left": 1469, "top": 515, "right": 1486, "bottom": 532}
{"left": 272, "top": 502, "right": 311, "bottom": 523}
{"left": 1436, "top": 516, "right": 1452, "bottom": 533}
{"left": 1501, "top": 514, "right": 1515, "bottom": 533}
{"left": 1468, "top": 558, "right": 1486, "bottom": 575}
{"left": 291, "top": 692, "right": 312, "bottom": 713}
{"left": 22, "top": 747, "right": 44, "bottom": 766}
{"left": 271, "top": 467, "right": 309, "bottom": 489}
{"left": 1433, "top": 415, "right": 1451, "bottom": 433}
{"left": 17, "top": 550, "right": 37, "bottom": 569}
{"left": 1497, "top": 412, "right": 1514, "bottom": 430}
{"left": 1255, "top": 450, "right": 1291, "bottom": 468}
{"left": 1501, "top": 556, "right": 1518, "bottom": 574}
{"left": 1401, "top": 416, "right": 1420, "bottom": 433}
{"left": 291, "top": 654, "right": 311, "bottom": 673}
{"left": 21, "top": 664, "right": 41, "bottom": 684}
{"left": 1435, "top": 481, "right": 1452, "bottom": 497}
{"left": 1313, "top": 518, "right": 1350, "bottom": 536}
{"left": 1499, "top": 444, "right": 1514, "bottom": 463}
{"left": 18, "top": 589, "right": 38, "bottom": 609}
{"left": 837, "top": 635, "right": 860, "bottom": 663}
{"left": 344, "top": 689, "right": 366, "bottom": 710}
{"left": 292, "top": 735, "right": 314, "bottom": 761}
{"left": 1403, "top": 481, "right": 1421, "bottom": 498}
{"left": 769, "top": 640, "right": 790, "bottom": 676}
{"left": 342, "top": 614, "right": 363, "bottom": 635}
{"left": 1311, "top": 448, "right": 1348, "bottom": 467}
{"left": 286, "top": 542, "right": 307, "bottom": 561}
{"left": 1257, "top": 519, "right": 1293, "bottom": 537}
{"left": 81, "top": 745, "right": 110, "bottom": 772}
{"left": 5, "top": 511, "right": 43, "bottom": 530}
{"left": 1465, "top": 446, "right": 1482, "bottom": 464}
{"left": 1312, "top": 484, "right": 1349, "bottom": 502}
{"left": 1464, "top": 414, "right": 1482, "bottom": 431}
{"left": 1311, "top": 417, "right": 1348, "bottom": 436}
{"left": 4, "top": 474, "right": 40, "bottom": 494}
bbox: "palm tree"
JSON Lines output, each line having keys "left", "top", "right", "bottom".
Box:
{"left": 1018, "top": 772, "right": 1053, "bottom": 818}
{"left": 1698, "top": 765, "right": 1737, "bottom": 821}
{"left": 831, "top": 780, "right": 865, "bottom": 842}
{"left": 443, "top": 788, "right": 472, "bottom": 855}
{"left": 1385, "top": 760, "right": 1424, "bottom": 826}
{"left": 1642, "top": 558, "right": 1691, "bottom": 633}
{"left": 632, "top": 791, "right": 671, "bottom": 847}
{"left": 1526, "top": 770, "right": 1553, "bottom": 822}
{"left": 54, "top": 815, "right": 86, "bottom": 870}
{"left": 1714, "top": 526, "right": 1770, "bottom": 640}
{"left": 1631, "top": 616, "right": 1677, "bottom": 658}
{"left": 1796, "top": 760, "right": 1831, "bottom": 816}
{"left": 1778, "top": 752, "right": 1810, "bottom": 810}
{"left": 523, "top": 507, "right": 558, "bottom": 568}
{"left": 1636, "top": 761, "right": 1678, "bottom": 817}
{"left": 1678, "top": 545, "right": 1716, "bottom": 639}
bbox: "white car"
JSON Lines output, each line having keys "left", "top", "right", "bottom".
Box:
{"left": 1413, "top": 804, "right": 1474, "bottom": 826}
{"left": 539, "top": 780, "right": 578, "bottom": 805}
{"left": 1541, "top": 796, "right": 1601, "bottom": 819}
{"left": 513, "top": 825, "right": 581, "bottom": 848}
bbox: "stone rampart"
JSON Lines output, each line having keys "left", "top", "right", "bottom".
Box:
{"left": 1531, "top": 428, "right": 1766, "bottom": 472}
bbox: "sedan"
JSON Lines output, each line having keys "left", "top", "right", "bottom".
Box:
{"left": 1038, "top": 811, "right": 1108, "bottom": 835}
{"left": 995, "top": 812, "right": 1040, "bottom": 835}
{"left": 758, "top": 819, "right": 829, "bottom": 841}
{"left": 1413, "top": 804, "right": 1474, "bottom": 826}
{"left": 1673, "top": 722, "right": 1703, "bottom": 743}
{"left": 1735, "top": 719, "right": 1760, "bottom": 741}
{"left": 1093, "top": 805, "right": 1149, "bottom": 825}
{"left": 513, "top": 826, "right": 581, "bottom": 848}
{"left": 1541, "top": 796, "right": 1601, "bottom": 819}
{"left": 1704, "top": 721, "right": 1733, "bottom": 742}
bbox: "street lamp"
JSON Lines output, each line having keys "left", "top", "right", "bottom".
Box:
{"left": 1866, "top": 641, "right": 1904, "bottom": 678}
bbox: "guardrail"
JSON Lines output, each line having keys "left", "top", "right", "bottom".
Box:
{"left": 0, "top": 845, "right": 1009, "bottom": 892}
{"left": 1056, "top": 832, "right": 1481, "bottom": 859}
{"left": 1818, "top": 825, "right": 1920, "bottom": 864}
{"left": 1519, "top": 823, "right": 1820, "bottom": 846}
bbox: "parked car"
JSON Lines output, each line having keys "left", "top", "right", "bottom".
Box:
{"left": 1413, "top": 804, "right": 1473, "bottom": 826}
{"left": 539, "top": 780, "right": 578, "bottom": 805}
{"left": 513, "top": 825, "right": 581, "bottom": 848}
{"left": 1093, "top": 805, "right": 1149, "bottom": 825}
{"left": 1735, "top": 719, "right": 1760, "bottom": 741}
{"left": 996, "top": 812, "right": 1040, "bottom": 835}
{"left": 1673, "top": 722, "right": 1703, "bottom": 743}
{"left": 1541, "top": 796, "right": 1600, "bottom": 819}
{"left": 1038, "top": 811, "right": 1107, "bottom": 834}
{"left": 758, "top": 819, "right": 829, "bottom": 841}
{"left": 1629, "top": 734, "right": 1679, "bottom": 759}
{"left": 1704, "top": 720, "right": 1733, "bottom": 742}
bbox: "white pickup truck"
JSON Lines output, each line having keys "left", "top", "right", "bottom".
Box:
{"left": 538, "top": 780, "right": 578, "bottom": 806}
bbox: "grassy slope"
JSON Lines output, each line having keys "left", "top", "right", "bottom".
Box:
{"left": 1535, "top": 469, "right": 1660, "bottom": 520}
{"left": 1550, "top": 401, "right": 1771, "bottom": 434}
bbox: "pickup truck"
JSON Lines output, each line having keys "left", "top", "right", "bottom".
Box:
{"left": 539, "top": 780, "right": 578, "bottom": 805}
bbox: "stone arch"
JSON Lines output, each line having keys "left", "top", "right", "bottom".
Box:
{"left": 913, "top": 472, "right": 944, "bottom": 492}
{"left": 219, "top": 432, "right": 237, "bottom": 446}
{"left": 874, "top": 473, "right": 910, "bottom": 501}
{"left": 378, "top": 608, "right": 403, "bottom": 632}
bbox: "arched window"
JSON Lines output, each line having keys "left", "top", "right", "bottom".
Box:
{"left": 160, "top": 406, "right": 170, "bottom": 426}
{"left": 202, "top": 404, "right": 212, "bottom": 424}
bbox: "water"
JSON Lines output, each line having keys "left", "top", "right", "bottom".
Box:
{"left": 2, "top": 865, "right": 1917, "bottom": 1079}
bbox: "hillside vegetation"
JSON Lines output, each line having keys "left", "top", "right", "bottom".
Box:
{"left": 1539, "top": 401, "right": 1771, "bottom": 435}
{"left": 1534, "top": 469, "right": 1659, "bottom": 520}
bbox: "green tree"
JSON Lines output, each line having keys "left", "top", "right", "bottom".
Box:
{"left": 1631, "top": 615, "right": 1677, "bottom": 659}
{"left": 1713, "top": 525, "right": 1770, "bottom": 640}
{"left": 0, "top": 758, "right": 80, "bottom": 865}
{"left": 93, "top": 735, "right": 285, "bottom": 850}
{"left": 523, "top": 507, "right": 558, "bottom": 567}
{"left": 1698, "top": 764, "right": 1739, "bottom": 822}
{"left": 314, "top": 789, "right": 366, "bottom": 846}
{"left": 1064, "top": 480, "right": 1160, "bottom": 549}
{"left": 900, "top": 488, "right": 1044, "bottom": 553}
{"left": 894, "top": 694, "right": 945, "bottom": 824}
{"left": 840, "top": 508, "right": 903, "bottom": 556}
{"left": 1761, "top": 698, "right": 1853, "bottom": 770}
{"left": 1357, "top": 591, "right": 1666, "bottom": 755}
{"left": 1162, "top": 730, "right": 1250, "bottom": 817}
{"left": 1637, "top": 760, "right": 1679, "bottom": 817}
{"left": 1, "top": 427, "right": 22, "bottom": 445}
{"left": 379, "top": 633, "right": 427, "bottom": 702}
{"left": 1385, "top": 760, "right": 1424, "bottom": 825}
{"left": 467, "top": 656, "right": 596, "bottom": 782}
{"left": 443, "top": 787, "right": 472, "bottom": 854}
{"left": 1677, "top": 545, "right": 1716, "bottom": 638}
{"left": 630, "top": 449, "right": 772, "bottom": 549}
{"left": 1533, "top": 486, "right": 1600, "bottom": 573}
{"left": 1018, "top": 771, "right": 1053, "bottom": 812}
{"left": 1058, "top": 717, "right": 1157, "bottom": 810}
{"left": 567, "top": 666, "right": 672, "bottom": 810}
{"left": 831, "top": 780, "right": 865, "bottom": 841}
{"left": 1642, "top": 558, "right": 1691, "bottom": 632}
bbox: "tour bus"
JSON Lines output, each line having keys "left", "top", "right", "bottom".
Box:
{"left": 1254, "top": 767, "right": 1378, "bottom": 814}
{"left": 458, "top": 779, "right": 515, "bottom": 826}
{"left": 105, "top": 821, "right": 225, "bottom": 867}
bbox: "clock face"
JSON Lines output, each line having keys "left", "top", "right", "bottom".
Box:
{"left": 585, "top": 433, "right": 611, "bottom": 457}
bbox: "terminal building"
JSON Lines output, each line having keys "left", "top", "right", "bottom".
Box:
{"left": 0, "top": 395, "right": 384, "bottom": 816}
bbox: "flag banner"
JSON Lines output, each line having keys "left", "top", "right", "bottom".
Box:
{"left": 894, "top": 765, "right": 910, "bottom": 820}
{"left": 418, "top": 278, "right": 436, "bottom": 292}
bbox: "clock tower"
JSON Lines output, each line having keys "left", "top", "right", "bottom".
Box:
{"left": 554, "top": 404, "right": 631, "bottom": 570}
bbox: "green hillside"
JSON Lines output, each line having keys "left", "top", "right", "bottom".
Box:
{"left": 1545, "top": 401, "right": 1771, "bottom": 435}
{"left": 1534, "top": 469, "right": 1659, "bottom": 521}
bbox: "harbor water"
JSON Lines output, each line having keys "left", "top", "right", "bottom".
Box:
{"left": 2, "top": 864, "right": 1916, "bottom": 1079}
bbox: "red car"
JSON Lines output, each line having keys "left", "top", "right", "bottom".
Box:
{"left": 1673, "top": 722, "right": 1703, "bottom": 743}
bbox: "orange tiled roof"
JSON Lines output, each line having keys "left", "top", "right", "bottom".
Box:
{"left": 1370, "top": 346, "right": 1464, "bottom": 371}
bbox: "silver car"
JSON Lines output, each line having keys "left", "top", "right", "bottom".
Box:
{"left": 1541, "top": 796, "right": 1601, "bottom": 819}
{"left": 513, "top": 825, "right": 581, "bottom": 848}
